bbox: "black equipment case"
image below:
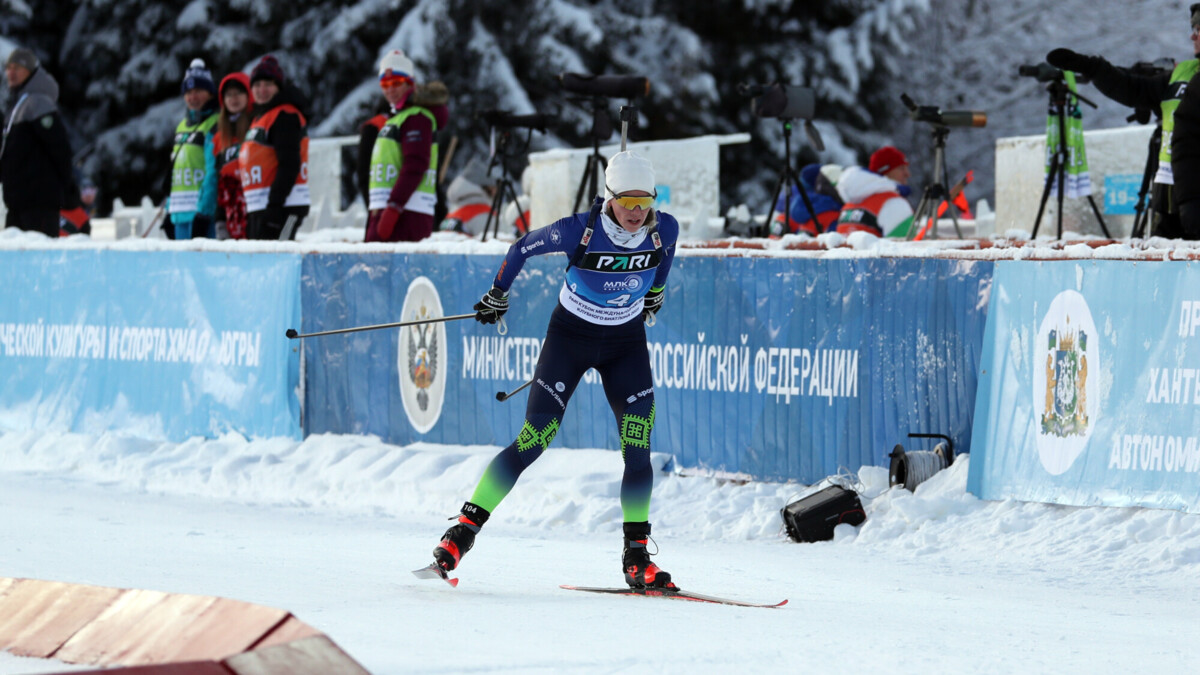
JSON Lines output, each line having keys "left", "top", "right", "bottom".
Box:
{"left": 781, "top": 485, "right": 866, "bottom": 543}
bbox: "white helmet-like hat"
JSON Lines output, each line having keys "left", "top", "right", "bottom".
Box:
{"left": 379, "top": 49, "right": 416, "bottom": 81}
{"left": 604, "top": 151, "right": 656, "bottom": 197}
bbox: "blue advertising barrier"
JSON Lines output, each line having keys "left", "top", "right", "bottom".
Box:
{"left": 968, "top": 260, "right": 1200, "bottom": 513}
{"left": 302, "top": 253, "right": 991, "bottom": 483}
{"left": 0, "top": 250, "right": 301, "bottom": 441}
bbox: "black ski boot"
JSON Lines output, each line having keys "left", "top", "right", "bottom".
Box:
{"left": 622, "top": 521, "right": 676, "bottom": 589}
{"left": 433, "top": 502, "right": 490, "bottom": 572}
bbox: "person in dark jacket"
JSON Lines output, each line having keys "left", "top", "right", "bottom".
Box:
{"left": 1047, "top": 5, "right": 1200, "bottom": 239}
{"left": 238, "top": 55, "right": 310, "bottom": 240}
{"left": 364, "top": 49, "right": 450, "bottom": 242}
{"left": 356, "top": 99, "right": 391, "bottom": 207}
{"left": 2, "top": 48, "right": 74, "bottom": 237}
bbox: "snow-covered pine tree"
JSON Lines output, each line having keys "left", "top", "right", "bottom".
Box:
{"left": 9, "top": 0, "right": 927, "bottom": 221}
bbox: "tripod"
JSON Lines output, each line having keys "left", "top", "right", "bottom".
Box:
{"left": 572, "top": 96, "right": 613, "bottom": 213}
{"left": 908, "top": 124, "right": 963, "bottom": 240}
{"left": 1032, "top": 79, "right": 1110, "bottom": 239}
{"left": 1129, "top": 123, "right": 1162, "bottom": 239}
{"left": 480, "top": 128, "right": 531, "bottom": 242}
{"left": 762, "top": 119, "right": 818, "bottom": 238}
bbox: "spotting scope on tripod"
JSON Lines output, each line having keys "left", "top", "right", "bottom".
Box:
{"left": 558, "top": 73, "right": 650, "bottom": 212}
{"left": 477, "top": 110, "right": 552, "bottom": 242}
{"left": 739, "top": 82, "right": 825, "bottom": 238}
{"left": 1017, "top": 63, "right": 1110, "bottom": 239}
{"left": 899, "top": 93, "right": 987, "bottom": 240}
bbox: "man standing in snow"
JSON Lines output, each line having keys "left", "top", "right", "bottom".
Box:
{"left": 166, "top": 58, "right": 220, "bottom": 240}
{"left": 1, "top": 48, "right": 74, "bottom": 237}
{"left": 834, "top": 146, "right": 915, "bottom": 238}
{"left": 428, "top": 151, "right": 681, "bottom": 590}
{"left": 1046, "top": 5, "right": 1200, "bottom": 239}
{"left": 364, "top": 49, "right": 449, "bottom": 243}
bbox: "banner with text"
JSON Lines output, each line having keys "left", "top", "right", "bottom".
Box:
{"left": 0, "top": 250, "right": 301, "bottom": 440}
{"left": 968, "top": 260, "right": 1200, "bottom": 513}
{"left": 302, "top": 254, "right": 990, "bottom": 483}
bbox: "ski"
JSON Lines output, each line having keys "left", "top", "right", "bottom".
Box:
{"left": 559, "top": 585, "right": 787, "bottom": 608}
{"left": 412, "top": 563, "right": 459, "bottom": 588}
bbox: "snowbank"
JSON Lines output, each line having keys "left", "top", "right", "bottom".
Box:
{"left": 3, "top": 430, "right": 1197, "bottom": 581}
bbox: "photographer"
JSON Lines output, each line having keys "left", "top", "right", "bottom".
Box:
{"left": 1046, "top": 5, "right": 1200, "bottom": 239}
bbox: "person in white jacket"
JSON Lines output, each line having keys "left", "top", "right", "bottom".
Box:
{"left": 834, "top": 146, "right": 914, "bottom": 238}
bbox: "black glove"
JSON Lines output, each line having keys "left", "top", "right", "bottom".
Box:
{"left": 191, "top": 213, "right": 211, "bottom": 238}
{"left": 642, "top": 286, "right": 665, "bottom": 322}
{"left": 263, "top": 205, "right": 286, "bottom": 228}
{"left": 474, "top": 287, "right": 509, "bottom": 324}
{"left": 1046, "top": 49, "right": 1101, "bottom": 78}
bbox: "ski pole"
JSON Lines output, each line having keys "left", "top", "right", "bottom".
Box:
{"left": 496, "top": 378, "right": 534, "bottom": 402}
{"left": 285, "top": 313, "right": 475, "bottom": 339}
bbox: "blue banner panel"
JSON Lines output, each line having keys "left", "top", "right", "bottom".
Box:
{"left": 303, "top": 254, "right": 991, "bottom": 484}
{"left": 968, "top": 260, "right": 1200, "bottom": 513}
{"left": 0, "top": 250, "right": 301, "bottom": 441}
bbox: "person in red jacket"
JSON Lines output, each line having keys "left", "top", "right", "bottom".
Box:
{"left": 363, "top": 49, "right": 450, "bottom": 242}
{"left": 213, "top": 72, "right": 251, "bottom": 239}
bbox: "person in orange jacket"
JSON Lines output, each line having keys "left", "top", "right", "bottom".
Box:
{"left": 238, "top": 55, "right": 309, "bottom": 240}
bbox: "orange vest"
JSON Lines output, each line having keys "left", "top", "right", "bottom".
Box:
{"left": 836, "top": 192, "right": 898, "bottom": 237}
{"left": 213, "top": 130, "right": 243, "bottom": 180}
{"left": 238, "top": 104, "right": 309, "bottom": 213}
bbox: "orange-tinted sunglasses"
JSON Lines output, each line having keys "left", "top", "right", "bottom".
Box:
{"left": 380, "top": 74, "right": 413, "bottom": 89}
{"left": 611, "top": 194, "right": 656, "bottom": 210}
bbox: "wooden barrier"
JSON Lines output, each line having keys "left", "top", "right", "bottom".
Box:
{"left": 0, "top": 578, "right": 369, "bottom": 674}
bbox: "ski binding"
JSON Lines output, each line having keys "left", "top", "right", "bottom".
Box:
{"left": 412, "top": 563, "right": 459, "bottom": 587}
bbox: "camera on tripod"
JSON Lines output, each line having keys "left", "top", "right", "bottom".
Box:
{"left": 900, "top": 94, "right": 987, "bottom": 128}
{"left": 1018, "top": 62, "right": 1092, "bottom": 84}
{"left": 478, "top": 109, "right": 555, "bottom": 132}
{"left": 738, "top": 83, "right": 816, "bottom": 120}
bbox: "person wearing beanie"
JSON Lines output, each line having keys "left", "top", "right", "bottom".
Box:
{"left": 771, "top": 162, "right": 844, "bottom": 237}
{"left": 441, "top": 156, "right": 498, "bottom": 236}
{"left": 213, "top": 72, "right": 252, "bottom": 239}
{"left": 2, "top": 47, "right": 75, "bottom": 237}
{"left": 165, "top": 58, "right": 220, "bottom": 239}
{"left": 835, "top": 146, "right": 915, "bottom": 238}
{"left": 1046, "top": 6, "right": 1200, "bottom": 239}
{"left": 364, "top": 48, "right": 450, "bottom": 242}
{"left": 425, "top": 150, "right": 682, "bottom": 592}
{"left": 239, "top": 54, "right": 310, "bottom": 240}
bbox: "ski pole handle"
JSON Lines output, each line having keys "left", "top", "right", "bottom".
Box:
{"left": 286, "top": 313, "right": 476, "bottom": 339}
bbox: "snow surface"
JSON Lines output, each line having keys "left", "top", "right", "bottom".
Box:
{"left": 1, "top": 430, "right": 1198, "bottom": 674}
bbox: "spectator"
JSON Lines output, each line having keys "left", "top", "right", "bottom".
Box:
{"left": 364, "top": 49, "right": 450, "bottom": 242}
{"left": 770, "top": 163, "right": 843, "bottom": 237}
{"left": 1, "top": 48, "right": 74, "bottom": 237}
{"left": 835, "top": 146, "right": 915, "bottom": 238}
{"left": 355, "top": 99, "right": 391, "bottom": 207}
{"left": 239, "top": 55, "right": 309, "bottom": 240}
{"left": 166, "top": 58, "right": 220, "bottom": 239}
{"left": 442, "top": 157, "right": 497, "bottom": 236}
{"left": 58, "top": 169, "right": 93, "bottom": 236}
{"left": 213, "top": 72, "right": 251, "bottom": 239}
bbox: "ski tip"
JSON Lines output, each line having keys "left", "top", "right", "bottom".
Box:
{"left": 447, "top": 577, "right": 460, "bottom": 588}
{"left": 777, "top": 599, "right": 789, "bottom": 607}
